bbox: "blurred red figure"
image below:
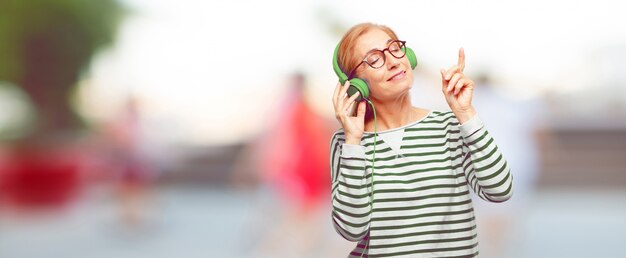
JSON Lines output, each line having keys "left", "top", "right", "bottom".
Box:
{"left": 233, "top": 73, "right": 338, "bottom": 256}
{"left": 104, "top": 97, "right": 155, "bottom": 229}
{"left": 260, "top": 73, "right": 334, "bottom": 211}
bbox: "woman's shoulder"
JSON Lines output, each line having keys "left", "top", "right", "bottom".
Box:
{"left": 414, "top": 109, "right": 460, "bottom": 126}
{"left": 427, "top": 109, "right": 453, "bottom": 117}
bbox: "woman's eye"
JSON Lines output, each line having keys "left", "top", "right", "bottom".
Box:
{"left": 370, "top": 58, "right": 381, "bottom": 66}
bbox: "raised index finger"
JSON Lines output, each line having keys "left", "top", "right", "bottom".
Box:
{"left": 458, "top": 48, "right": 465, "bottom": 72}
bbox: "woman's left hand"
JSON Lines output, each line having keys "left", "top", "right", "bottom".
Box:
{"left": 440, "top": 48, "right": 476, "bottom": 124}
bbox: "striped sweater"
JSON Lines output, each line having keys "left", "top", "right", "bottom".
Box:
{"left": 329, "top": 110, "right": 513, "bottom": 258}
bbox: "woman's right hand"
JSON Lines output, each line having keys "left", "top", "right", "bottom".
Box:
{"left": 333, "top": 81, "right": 366, "bottom": 145}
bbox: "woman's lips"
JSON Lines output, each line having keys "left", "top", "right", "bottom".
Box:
{"left": 387, "top": 70, "right": 406, "bottom": 81}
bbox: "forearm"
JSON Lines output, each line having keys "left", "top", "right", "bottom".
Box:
{"left": 330, "top": 143, "right": 372, "bottom": 241}
{"left": 459, "top": 114, "right": 513, "bottom": 202}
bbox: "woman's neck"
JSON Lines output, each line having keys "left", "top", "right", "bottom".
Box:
{"left": 365, "top": 94, "right": 424, "bottom": 132}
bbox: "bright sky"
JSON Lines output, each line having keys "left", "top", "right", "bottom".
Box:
{"left": 75, "top": 0, "right": 626, "bottom": 146}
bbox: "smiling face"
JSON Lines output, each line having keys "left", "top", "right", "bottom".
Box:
{"left": 351, "top": 28, "right": 414, "bottom": 102}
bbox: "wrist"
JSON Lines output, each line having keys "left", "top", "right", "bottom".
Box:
{"left": 345, "top": 135, "right": 362, "bottom": 145}
{"left": 454, "top": 106, "right": 477, "bottom": 125}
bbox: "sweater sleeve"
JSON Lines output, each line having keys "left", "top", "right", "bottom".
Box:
{"left": 458, "top": 115, "right": 514, "bottom": 203}
{"left": 329, "top": 132, "right": 372, "bottom": 242}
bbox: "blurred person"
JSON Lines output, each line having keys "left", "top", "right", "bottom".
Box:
{"left": 104, "top": 96, "right": 156, "bottom": 230}
{"left": 233, "top": 73, "right": 335, "bottom": 208}
{"left": 330, "top": 23, "right": 514, "bottom": 257}
{"left": 259, "top": 73, "right": 335, "bottom": 210}
{"left": 231, "top": 73, "right": 338, "bottom": 256}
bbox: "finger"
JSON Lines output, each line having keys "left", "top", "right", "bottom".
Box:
{"left": 337, "top": 81, "right": 351, "bottom": 111}
{"left": 462, "top": 79, "right": 475, "bottom": 94}
{"left": 447, "top": 73, "right": 463, "bottom": 92}
{"left": 440, "top": 69, "right": 447, "bottom": 88}
{"left": 356, "top": 101, "right": 366, "bottom": 119}
{"left": 454, "top": 78, "right": 466, "bottom": 95}
{"left": 344, "top": 91, "right": 360, "bottom": 112}
{"left": 465, "top": 79, "right": 475, "bottom": 90}
{"left": 333, "top": 82, "right": 341, "bottom": 109}
{"left": 445, "top": 65, "right": 459, "bottom": 80}
{"left": 345, "top": 101, "right": 355, "bottom": 116}
{"left": 458, "top": 48, "right": 465, "bottom": 72}
{"left": 340, "top": 80, "right": 351, "bottom": 98}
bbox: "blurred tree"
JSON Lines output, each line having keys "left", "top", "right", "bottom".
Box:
{"left": 0, "top": 0, "right": 123, "bottom": 141}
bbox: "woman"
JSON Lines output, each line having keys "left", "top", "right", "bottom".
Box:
{"left": 330, "top": 23, "right": 513, "bottom": 257}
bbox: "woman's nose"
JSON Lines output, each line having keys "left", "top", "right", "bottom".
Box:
{"left": 385, "top": 53, "right": 400, "bottom": 70}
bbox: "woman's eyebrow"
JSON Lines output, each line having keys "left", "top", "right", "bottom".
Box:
{"left": 364, "top": 39, "right": 395, "bottom": 56}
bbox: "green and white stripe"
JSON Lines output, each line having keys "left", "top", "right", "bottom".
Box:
{"left": 330, "top": 110, "right": 513, "bottom": 258}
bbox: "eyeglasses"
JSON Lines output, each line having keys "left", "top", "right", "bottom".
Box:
{"left": 348, "top": 40, "right": 407, "bottom": 79}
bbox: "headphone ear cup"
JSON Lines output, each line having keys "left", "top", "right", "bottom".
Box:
{"left": 334, "top": 42, "right": 370, "bottom": 102}
{"left": 405, "top": 47, "right": 418, "bottom": 69}
{"left": 347, "top": 78, "right": 369, "bottom": 102}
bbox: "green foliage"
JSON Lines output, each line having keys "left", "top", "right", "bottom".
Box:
{"left": 0, "top": 0, "right": 123, "bottom": 83}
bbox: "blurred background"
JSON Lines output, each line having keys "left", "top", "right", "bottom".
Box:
{"left": 0, "top": 0, "right": 625, "bottom": 257}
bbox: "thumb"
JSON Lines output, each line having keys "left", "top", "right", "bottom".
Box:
{"left": 356, "top": 101, "right": 366, "bottom": 119}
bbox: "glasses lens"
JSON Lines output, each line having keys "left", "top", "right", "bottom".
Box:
{"left": 365, "top": 51, "right": 385, "bottom": 69}
{"left": 363, "top": 41, "right": 407, "bottom": 69}
{"left": 388, "top": 41, "right": 406, "bottom": 58}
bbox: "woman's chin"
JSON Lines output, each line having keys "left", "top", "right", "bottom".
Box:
{"left": 386, "top": 80, "right": 412, "bottom": 92}
{"left": 377, "top": 84, "right": 412, "bottom": 101}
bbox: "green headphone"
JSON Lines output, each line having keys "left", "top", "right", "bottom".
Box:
{"left": 332, "top": 41, "right": 417, "bottom": 101}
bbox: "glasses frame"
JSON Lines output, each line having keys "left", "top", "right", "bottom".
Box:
{"left": 347, "top": 40, "right": 407, "bottom": 80}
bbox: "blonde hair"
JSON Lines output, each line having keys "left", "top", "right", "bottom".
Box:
{"left": 337, "top": 23, "right": 399, "bottom": 76}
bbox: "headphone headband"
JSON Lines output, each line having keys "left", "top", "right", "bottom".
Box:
{"left": 332, "top": 44, "right": 349, "bottom": 84}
